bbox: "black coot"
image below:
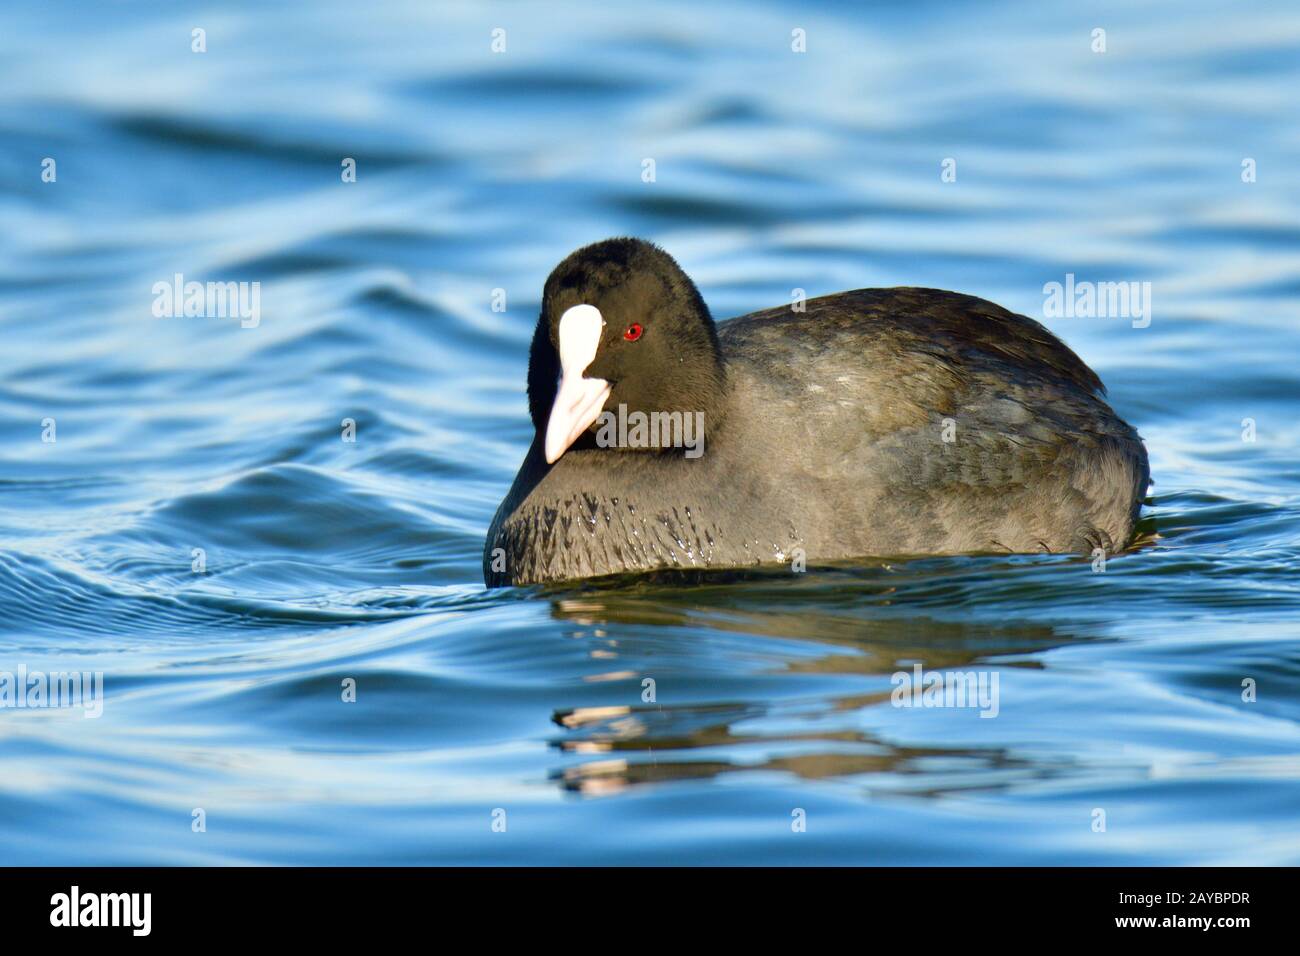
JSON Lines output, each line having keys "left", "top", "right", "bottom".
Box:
{"left": 484, "top": 238, "right": 1148, "bottom": 586}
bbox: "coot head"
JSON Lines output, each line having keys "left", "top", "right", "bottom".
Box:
{"left": 528, "top": 238, "right": 725, "bottom": 463}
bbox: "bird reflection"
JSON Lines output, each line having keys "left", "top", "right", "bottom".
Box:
{"left": 541, "top": 562, "right": 1103, "bottom": 797}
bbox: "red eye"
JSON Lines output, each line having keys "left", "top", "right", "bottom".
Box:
{"left": 624, "top": 323, "right": 643, "bottom": 341}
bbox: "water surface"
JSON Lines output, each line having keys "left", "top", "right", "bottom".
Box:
{"left": 1, "top": 0, "right": 1298, "bottom": 864}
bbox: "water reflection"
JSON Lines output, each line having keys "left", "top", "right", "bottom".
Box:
{"left": 545, "top": 576, "right": 1097, "bottom": 797}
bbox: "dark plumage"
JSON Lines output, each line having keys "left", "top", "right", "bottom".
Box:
{"left": 484, "top": 238, "right": 1149, "bottom": 586}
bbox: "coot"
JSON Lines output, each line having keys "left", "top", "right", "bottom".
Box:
{"left": 484, "top": 238, "right": 1148, "bottom": 586}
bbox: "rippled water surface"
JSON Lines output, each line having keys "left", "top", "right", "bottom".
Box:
{"left": 2, "top": 0, "right": 1298, "bottom": 864}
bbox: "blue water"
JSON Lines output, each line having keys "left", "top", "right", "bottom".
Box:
{"left": 2, "top": 0, "right": 1298, "bottom": 865}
